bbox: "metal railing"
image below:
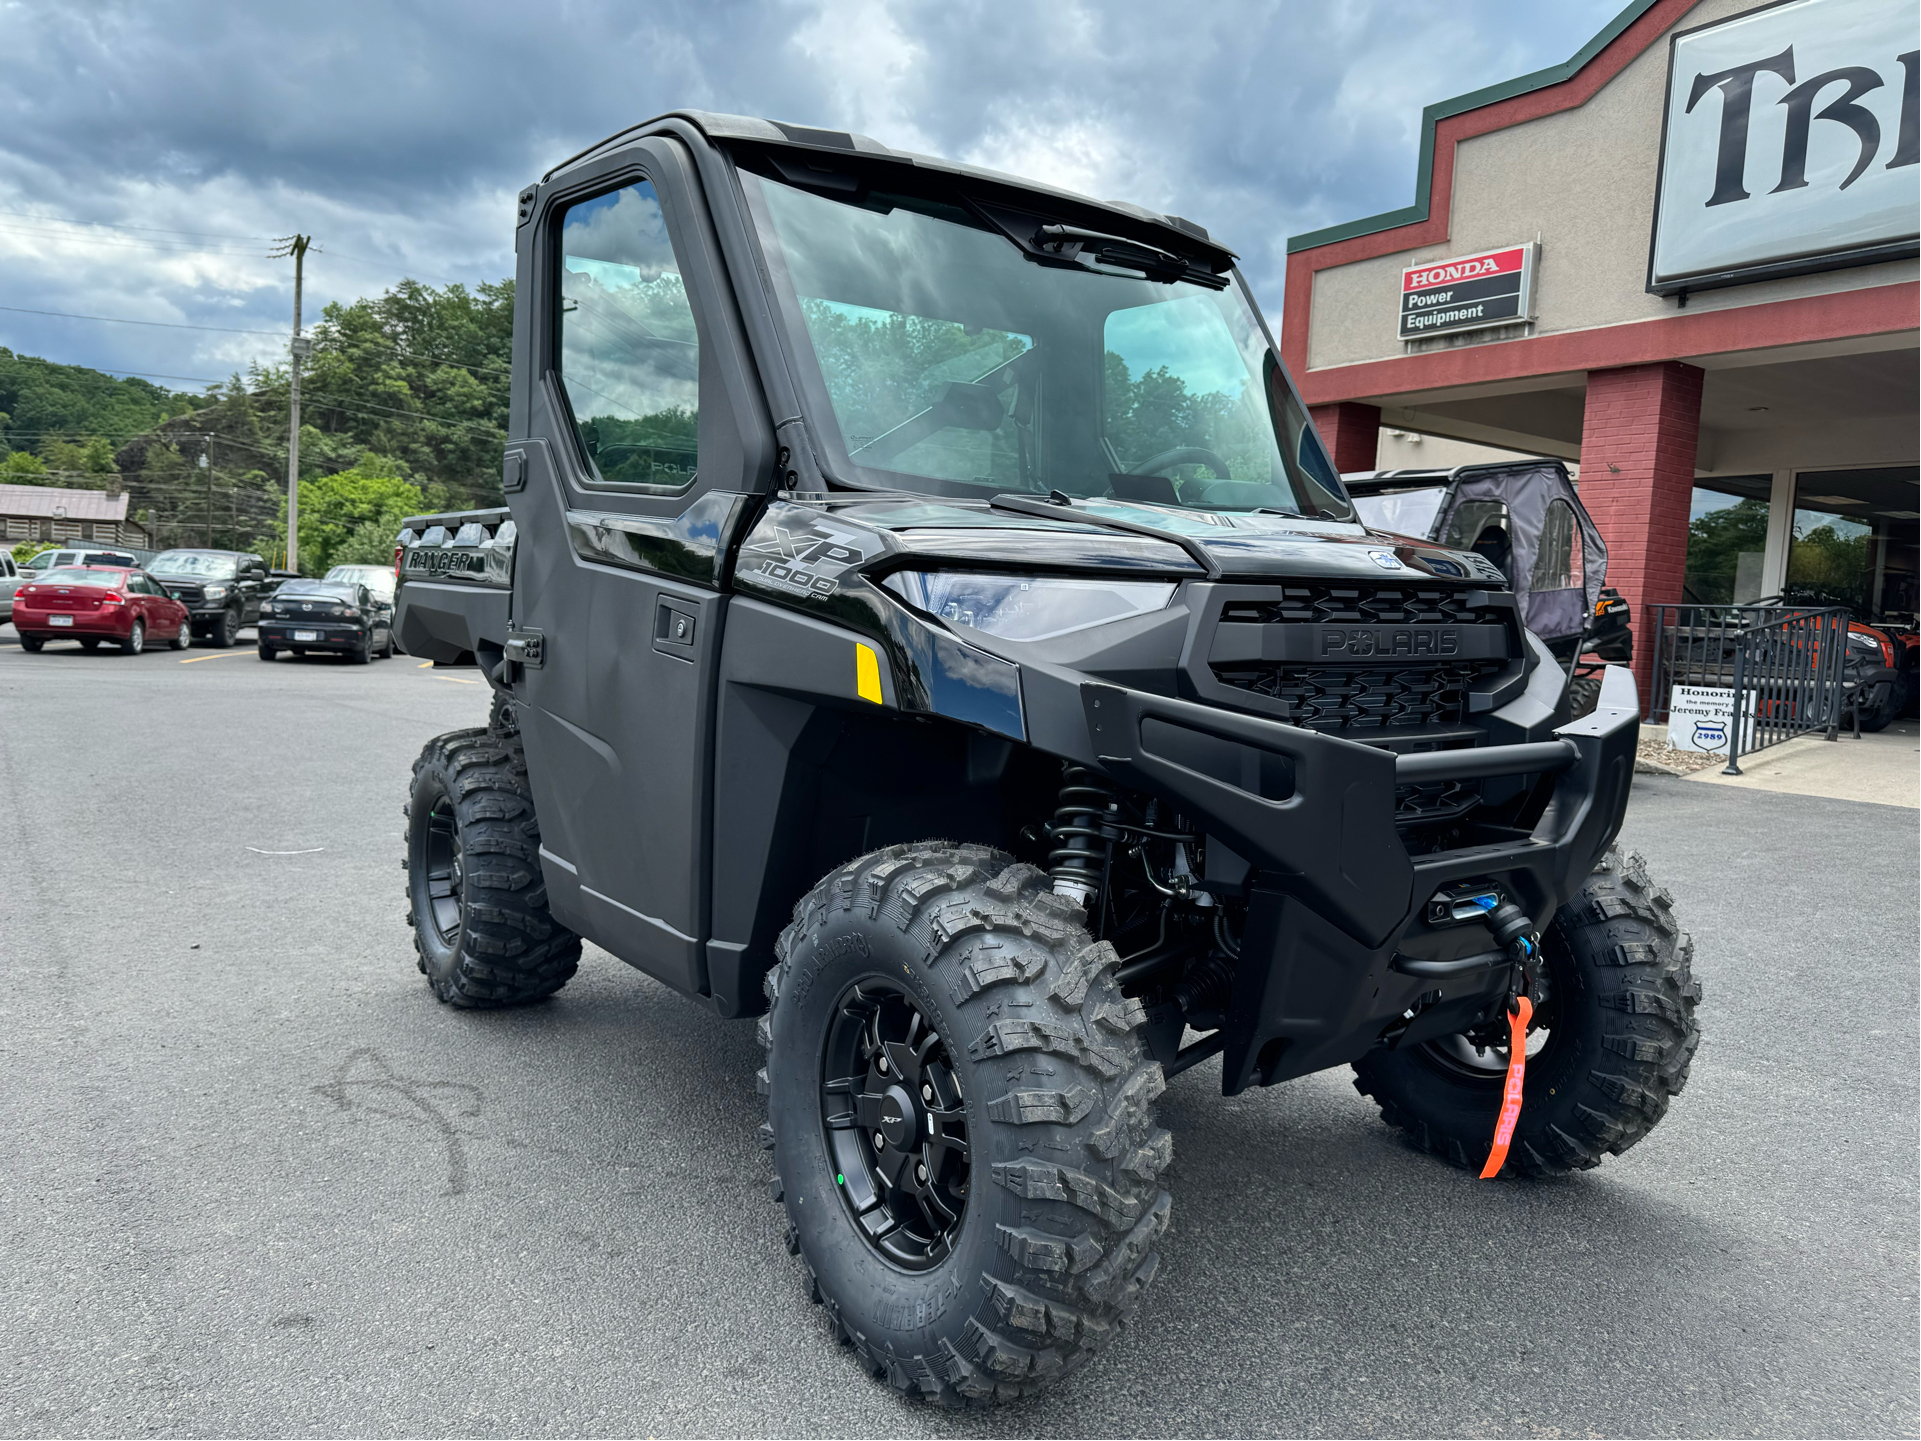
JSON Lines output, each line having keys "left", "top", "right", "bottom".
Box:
{"left": 1645, "top": 604, "right": 1848, "bottom": 773}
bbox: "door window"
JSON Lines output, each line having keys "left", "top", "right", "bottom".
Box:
{"left": 1529, "top": 498, "right": 1583, "bottom": 592}
{"left": 555, "top": 181, "right": 700, "bottom": 491}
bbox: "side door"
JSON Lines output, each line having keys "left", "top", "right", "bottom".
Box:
{"left": 508, "top": 138, "right": 774, "bottom": 999}
{"left": 0, "top": 556, "right": 15, "bottom": 619}
{"left": 236, "top": 555, "right": 266, "bottom": 623}
{"left": 126, "top": 572, "right": 157, "bottom": 632}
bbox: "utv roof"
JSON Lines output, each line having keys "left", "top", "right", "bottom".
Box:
{"left": 542, "top": 110, "right": 1236, "bottom": 269}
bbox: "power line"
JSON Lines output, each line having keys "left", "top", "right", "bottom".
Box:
{"left": 0, "top": 304, "right": 285, "bottom": 336}
{"left": 0, "top": 301, "right": 512, "bottom": 378}
{"left": 0, "top": 207, "right": 273, "bottom": 242}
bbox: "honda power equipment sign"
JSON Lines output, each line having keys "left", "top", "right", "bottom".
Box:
{"left": 1398, "top": 244, "right": 1537, "bottom": 341}
{"left": 1649, "top": 0, "right": 1920, "bottom": 296}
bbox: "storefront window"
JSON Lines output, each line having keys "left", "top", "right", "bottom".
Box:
{"left": 1787, "top": 468, "right": 1919, "bottom": 620}
{"left": 1683, "top": 476, "right": 1771, "bottom": 605}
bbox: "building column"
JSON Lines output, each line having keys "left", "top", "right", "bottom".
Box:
{"left": 1309, "top": 401, "right": 1382, "bottom": 473}
{"left": 1761, "top": 469, "right": 1795, "bottom": 596}
{"left": 1576, "top": 361, "right": 1703, "bottom": 696}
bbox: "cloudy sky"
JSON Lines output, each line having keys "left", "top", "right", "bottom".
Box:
{"left": 0, "top": 0, "right": 1624, "bottom": 393}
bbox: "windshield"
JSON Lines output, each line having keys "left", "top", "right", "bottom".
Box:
{"left": 1351, "top": 486, "right": 1446, "bottom": 539}
{"left": 325, "top": 565, "right": 394, "bottom": 598}
{"left": 38, "top": 568, "right": 125, "bottom": 587}
{"left": 744, "top": 171, "right": 1349, "bottom": 518}
{"left": 152, "top": 551, "right": 239, "bottom": 579}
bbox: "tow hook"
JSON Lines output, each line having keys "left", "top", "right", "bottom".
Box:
{"left": 1478, "top": 900, "right": 1541, "bottom": 1179}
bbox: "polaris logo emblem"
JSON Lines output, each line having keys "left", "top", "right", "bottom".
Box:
{"left": 1321, "top": 628, "right": 1461, "bottom": 658}
{"left": 1368, "top": 550, "right": 1404, "bottom": 570}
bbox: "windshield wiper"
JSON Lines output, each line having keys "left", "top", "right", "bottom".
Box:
{"left": 967, "top": 200, "right": 1232, "bottom": 290}
{"left": 1030, "top": 225, "right": 1228, "bottom": 289}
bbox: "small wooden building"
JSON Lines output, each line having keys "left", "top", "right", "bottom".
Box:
{"left": 0, "top": 484, "right": 153, "bottom": 549}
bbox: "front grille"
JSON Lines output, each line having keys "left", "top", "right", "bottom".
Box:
{"left": 1211, "top": 660, "right": 1503, "bottom": 734}
{"left": 166, "top": 585, "right": 203, "bottom": 603}
{"left": 1219, "top": 584, "right": 1501, "bottom": 628}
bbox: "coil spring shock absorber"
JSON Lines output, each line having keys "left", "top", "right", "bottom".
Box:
{"left": 1048, "top": 765, "right": 1117, "bottom": 908}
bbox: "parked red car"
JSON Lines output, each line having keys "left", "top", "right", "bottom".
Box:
{"left": 12, "top": 566, "right": 191, "bottom": 654}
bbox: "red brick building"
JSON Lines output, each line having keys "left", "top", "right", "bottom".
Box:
{"left": 1284, "top": 0, "right": 1919, "bottom": 687}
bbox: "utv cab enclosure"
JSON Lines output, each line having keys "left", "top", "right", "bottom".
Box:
{"left": 393, "top": 112, "right": 1700, "bottom": 1407}
{"left": 1345, "top": 461, "right": 1633, "bottom": 712}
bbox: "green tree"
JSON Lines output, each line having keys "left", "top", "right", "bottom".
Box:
{"left": 1682, "top": 498, "right": 1770, "bottom": 604}
{"left": 248, "top": 279, "right": 513, "bottom": 506}
{"left": 0, "top": 450, "right": 48, "bottom": 478}
{"left": 0, "top": 348, "right": 191, "bottom": 458}
{"left": 11, "top": 539, "right": 54, "bottom": 564}
{"left": 279, "top": 455, "right": 423, "bottom": 574}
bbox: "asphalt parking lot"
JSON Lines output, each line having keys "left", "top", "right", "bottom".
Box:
{"left": 1, "top": 629, "right": 1915, "bottom": 1439}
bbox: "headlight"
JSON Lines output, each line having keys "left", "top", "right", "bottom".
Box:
{"left": 204, "top": 585, "right": 228, "bottom": 600}
{"left": 882, "top": 571, "right": 1176, "bottom": 642}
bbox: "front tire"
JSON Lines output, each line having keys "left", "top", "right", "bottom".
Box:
{"left": 120, "top": 619, "right": 145, "bottom": 655}
{"left": 1353, "top": 848, "right": 1701, "bottom": 1176}
{"left": 171, "top": 618, "right": 191, "bottom": 651}
{"left": 404, "top": 728, "right": 580, "bottom": 1006}
{"left": 762, "top": 846, "right": 1173, "bottom": 1406}
{"left": 209, "top": 608, "right": 239, "bottom": 648}
{"left": 1857, "top": 680, "right": 1899, "bottom": 733}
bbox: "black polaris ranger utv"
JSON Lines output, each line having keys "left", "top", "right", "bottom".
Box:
{"left": 392, "top": 112, "right": 1701, "bottom": 1407}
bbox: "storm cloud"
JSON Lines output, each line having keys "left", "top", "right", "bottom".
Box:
{"left": 0, "top": 0, "right": 1621, "bottom": 391}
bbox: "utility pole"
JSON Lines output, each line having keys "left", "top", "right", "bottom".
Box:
{"left": 200, "top": 446, "right": 212, "bottom": 547}
{"left": 272, "top": 234, "right": 312, "bottom": 571}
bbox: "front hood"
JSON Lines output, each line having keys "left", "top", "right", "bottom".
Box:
{"left": 811, "top": 495, "right": 1507, "bottom": 586}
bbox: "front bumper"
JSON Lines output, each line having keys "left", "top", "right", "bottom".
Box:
{"left": 1080, "top": 666, "right": 1640, "bottom": 1094}
{"left": 259, "top": 622, "right": 365, "bottom": 652}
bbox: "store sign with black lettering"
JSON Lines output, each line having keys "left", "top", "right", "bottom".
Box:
{"left": 1397, "top": 244, "right": 1536, "bottom": 341}
{"left": 1649, "top": 0, "right": 1919, "bottom": 295}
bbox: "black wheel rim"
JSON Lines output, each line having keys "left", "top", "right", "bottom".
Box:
{"left": 1417, "top": 947, "right": 1562, "bottom": 1082}
{"left": 422, "top": 795, "right": 463, "bottom": 945}
{"left": 820, "top": 979, "right": 970, "bottom": 1271}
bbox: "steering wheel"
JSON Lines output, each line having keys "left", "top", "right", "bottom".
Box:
{"left": 1131, "top": 445, "right": 1232, "bottom": 478}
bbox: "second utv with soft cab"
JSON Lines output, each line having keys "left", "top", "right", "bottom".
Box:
{"left": 391, "top": 113, "right": 1702, "bottom": 1407}
{"left": 1344, "top": 461, "right": 1634, "bottom": 716}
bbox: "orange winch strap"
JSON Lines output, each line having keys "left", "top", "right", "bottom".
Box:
{"left": 1479, "top": 995, "right": 1534, "bottom": 1180}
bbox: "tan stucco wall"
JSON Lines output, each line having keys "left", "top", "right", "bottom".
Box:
{"left": 1304, "top": 0, "right": 1920, "bottom": 373}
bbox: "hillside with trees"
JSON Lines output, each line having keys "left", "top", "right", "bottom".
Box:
{"left": 3, "top": 277, "right": 511, "bottom": 571}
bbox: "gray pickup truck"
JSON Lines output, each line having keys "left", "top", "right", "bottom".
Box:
{"left": 390, "top": 111, "right": 1701, "bottom": 1409}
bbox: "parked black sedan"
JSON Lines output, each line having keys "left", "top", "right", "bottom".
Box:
{"left": 256, "top": 579, "right": 395, "bottom": 663}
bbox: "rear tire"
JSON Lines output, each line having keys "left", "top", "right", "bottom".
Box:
{"left": 351, "top": 638, "right": 372, "bottom": 664}
{"left": 404, "top": 728, "right": 580, "bottom": 1006}
{"left": 762, "top": 846, "right": 1173, "bottom": 1406}
{"left": 1353, "top": 848, "right": 1701, "bottom": 1177}
{"left": 258, "top": 643, "right": 278, "bottom": 661}
{"left": 79, "top": 638, "right": 102, "bottom": 652}
{"left": 19, "top": 634, "right": 43, "bottom": 652}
